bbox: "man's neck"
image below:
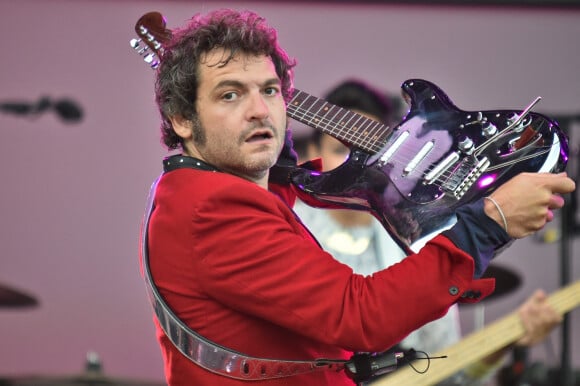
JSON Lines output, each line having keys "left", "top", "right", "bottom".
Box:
{"left": 176, "top": 152, "right": 270, "bottom": 188}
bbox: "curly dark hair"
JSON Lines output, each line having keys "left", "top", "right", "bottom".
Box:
{"left": 155, "top": 9, "right": 297, "bottom": 150}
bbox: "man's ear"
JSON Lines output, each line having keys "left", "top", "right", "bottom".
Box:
{"left": 169, "top": 116, "right": 193, "bottom": 139}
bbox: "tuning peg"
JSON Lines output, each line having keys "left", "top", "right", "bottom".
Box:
{"left": 144, "top": 54, "right": 160, "bottom": 69}
{"left": 129, "top": 38, "right": 141, "bottom": 49}
{"left": 129, "top": 38, "right": 149, "bottom": 55}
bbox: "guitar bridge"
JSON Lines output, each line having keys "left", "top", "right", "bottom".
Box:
{"left": 442, "top": 157, "right": 490, "bottom": 199}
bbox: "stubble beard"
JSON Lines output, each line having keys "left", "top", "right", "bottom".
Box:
{"left": 191, "top": 118, "right": 283, "bottom": 181}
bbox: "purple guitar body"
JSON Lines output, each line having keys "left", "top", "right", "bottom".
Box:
{"left": 287, "top": 79, "right": 568, "bottom": 253}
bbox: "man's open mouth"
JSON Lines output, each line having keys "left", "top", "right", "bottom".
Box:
{"left": 246, "top": 130, "right": 273, "bottom": 142}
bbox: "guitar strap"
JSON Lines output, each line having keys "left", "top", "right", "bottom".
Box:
{"left": 139, "top": 155, "right": 346, "bottom": 380}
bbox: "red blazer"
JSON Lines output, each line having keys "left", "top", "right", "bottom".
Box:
{"left": 145, "top": 167, "right": 494, "bottom": 386}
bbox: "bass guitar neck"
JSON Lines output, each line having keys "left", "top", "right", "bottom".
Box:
{"left": 371, "top": 280, "right": 580, "bottom": 386}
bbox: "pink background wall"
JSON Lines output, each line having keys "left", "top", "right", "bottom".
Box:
{"left": 1, "top": 0, "right": 579, "bottom": 383}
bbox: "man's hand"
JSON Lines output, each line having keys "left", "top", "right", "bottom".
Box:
{"left": 516, "top": 289, "right": 562, "bottom": 346}
{"left": 478, "top": 289, "right": 561, "bottom": 367}
{"left": 485, "top": 172, "right": 576, "bottom": 239}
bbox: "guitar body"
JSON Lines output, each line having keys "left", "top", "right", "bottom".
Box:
{"left": 288, "top": 79, "right": 568, "bottom": 253}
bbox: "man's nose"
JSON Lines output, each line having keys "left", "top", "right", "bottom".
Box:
{"left": 247, "top": 92, "right": 269, "bottom": 120}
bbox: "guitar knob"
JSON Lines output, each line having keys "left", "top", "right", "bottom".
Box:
{"left": 458, "top": 137, "right": 474, "bottom": 154}
{"left": 482, "top": 121, "right": 498, "bottom": 138}
{"left": 506, "top": 113, "right": 518, "bottom": 125}
{"left": 507, "top": 113, "right": 527, "bottom": 133}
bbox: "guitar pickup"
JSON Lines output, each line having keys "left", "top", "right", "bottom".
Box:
{"left": 424, "top": 152, "right": 461, "bottom": 184}
{"left": 376, "top": 130, "right": 410, "bottom": 166}
{"left": 442, "top": 157, "right": 490, "bottom": 199}
{"left": 403, "top": 140, "right": 434, "bottom": 176}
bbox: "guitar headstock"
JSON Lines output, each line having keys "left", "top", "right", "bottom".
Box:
{"left": 129, "top": 12, "right": 172, "bottom": 69}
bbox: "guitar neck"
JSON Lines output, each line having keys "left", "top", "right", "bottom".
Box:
{"left": 287, "top": 89, "right": 392, "bottom": 154}
{"left": 372, "top": 280, "right": 580, "bottom": 386}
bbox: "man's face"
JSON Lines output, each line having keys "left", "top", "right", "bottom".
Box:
{"left": 172, "top": 49, "right": 287, "bottom": 185}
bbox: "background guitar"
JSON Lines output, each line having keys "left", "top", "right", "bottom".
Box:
{"left": 372, "top": 280, "right": 580, "bottom": 386}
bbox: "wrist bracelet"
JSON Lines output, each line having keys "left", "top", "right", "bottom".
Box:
{"left": 484, "top": 196, "right": 508, "bottom": 233}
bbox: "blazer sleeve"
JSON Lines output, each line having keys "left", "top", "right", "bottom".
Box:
{"left": 189, "top": 179, "right": 493, "bottom": 353}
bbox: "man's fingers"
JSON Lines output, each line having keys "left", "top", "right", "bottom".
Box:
{"left": 548, "top": 194, "right": 565, "bottom": 209}
{"left": 545, "top": 175, "right": 576, "bottom": 194}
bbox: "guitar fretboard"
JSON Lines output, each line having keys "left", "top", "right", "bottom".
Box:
{"left": 287, "top": 89, "right": 393, "bottom": 155}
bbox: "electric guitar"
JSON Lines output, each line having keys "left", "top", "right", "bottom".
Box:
{"left": 130, "top": 12, "right": 569, "bottom": 253}
{"left": 371, "top": 280, "right": 580, "bottom": 386}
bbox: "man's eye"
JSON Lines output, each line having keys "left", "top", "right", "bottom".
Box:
{"left": 222, "top": 92, "right": 238, "bottom": 101}
{"left": 264, "top": 87, "right": 279, "bottom": 96}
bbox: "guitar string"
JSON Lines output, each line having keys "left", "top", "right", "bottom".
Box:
{"left": 289, "top": 91, "right": 390, "bottom": 151}
{"left": 291, "top": 95, "right": 559, "bottom": 182}
{"left": 288, "top": 104, "right": 459, "bottom": 188}
{"left": 288, "top": 91, "right": 561, "bottom": 181}
{"left": 289, "top": 93, "right": 471, "bottom": 162}
{"left": 292, "top": 100, "right": 390, "bottom": 152}
{"left": 471, "top": 112, "right": 537, "bottom": 157}
{"left": 289, "top": 99, "right": 559, "bottom": 164}
{"left": 288, "top": 103, "right": 559, "bottom": 186}
{"left": 290, "top": 108, "right": 553, "bottom": 189}
{"left": 289, "top": 90, "right": 560, "bottom": 161}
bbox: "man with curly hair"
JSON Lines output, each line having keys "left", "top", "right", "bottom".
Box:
{"left": 142, "top": 8, "right": 574, "bottom": 385}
